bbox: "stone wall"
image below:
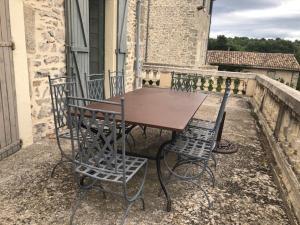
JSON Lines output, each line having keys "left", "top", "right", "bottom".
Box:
{"left": 125, "top": 0, "right": 138, "bottom": 92}
{"left": 244, "top": 68, "right": 299, "bottom": 89}
{"left": 141, "top": 0, "right": 211, "bottom": 67}
{"left": 23, "top": 0, "right": 66, "bottom": 140}
{"left": 251, "top": 75, "right": 300, "bottom": 224}
{"left": 21, "top": 0, "right": 212, "bottom": 139}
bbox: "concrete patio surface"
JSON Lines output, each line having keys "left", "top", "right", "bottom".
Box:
{"left": 0, "top": 94, "right": 291, "bottom": 225}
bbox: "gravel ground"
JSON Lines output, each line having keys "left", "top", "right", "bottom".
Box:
{"left": 0, "top": 95, "right": 290, "bottom": 225}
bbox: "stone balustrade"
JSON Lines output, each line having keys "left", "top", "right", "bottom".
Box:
{"left": 142, "top": 63, "right": 256, "bottom": 96}
{"left": 251, "top": 75, "right": 300, "bottom": 224}
{"left": 142, "top": 63, "right": 300, "bottom": 224}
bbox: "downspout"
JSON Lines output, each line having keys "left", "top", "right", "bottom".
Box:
{"left": 205, "top": 0, "right": 215, "bottom": 65}
{"left": 145, "top": 0, "right": 151, "bottom": 62}
{"left": 135, "top": 0, "right": 142, "bottom": 89}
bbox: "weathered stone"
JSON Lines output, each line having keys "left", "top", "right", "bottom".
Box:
{"left": 35, "top": 70, "right": 50, "bottom": 78}
{"left": 23, "top": 4, "right": 36, "bottom": 53}
{"left": 32, "top": 81, "right": 41, "bottom": 89}
{"left": 33, "top": 61, "right": 41, "bottom": 67}
{"left": 44, "top": 56, "right": 59, "bottom": 65}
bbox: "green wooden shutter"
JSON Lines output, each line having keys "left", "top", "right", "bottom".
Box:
{"left": 117, "top": 0, "right": 128, "bottom": 74}
{"left": 66, "top": 0, "right": 89, "bottom": 97}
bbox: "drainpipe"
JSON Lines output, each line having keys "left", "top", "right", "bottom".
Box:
{"left": 205, "top": 0, "right": 215, "bottom": 65}
{"left": 135, "top": 0, "right": 142, "bottom": 89}
{"left": 145, "top": 0, "right": 151, "bottom": 62}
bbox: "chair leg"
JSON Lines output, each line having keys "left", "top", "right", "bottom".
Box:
{"left": 120, "top": 201, "right": 134, "bottom": 225}
{"left": 69, "top": 189, "right": 87, "bottom": 225}
{"left": 205, "top": 166, "right": 215, "bottom": 188}
{"left": 51, "top": 157, "right": 71, "bottom": 178}
{"left": 129, "top": 132, "right": 136, "bottom": 147}
{"left": 142, "top": 126, "right": 147, "bottom": 137}
{"left": 191, "top": 180, "right": 212, "bottom": 209}
{"left": 140, "top": 196, "right": 145, "bottom": 211}
{"left": 211, "top": 154, "right": 217, "bottom": 169}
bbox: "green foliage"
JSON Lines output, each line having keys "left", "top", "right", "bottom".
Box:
{"left": 233, "top": 78, "right": 240, "bottom": 94}
{"left": 208, "top": 79, "right": 214, "bottom": 91}
{"left": 209, "top": 36, "right": 300, "bottom": 64}
{"left": 216, "top": 76, "right": 224, "bottom": 92}
{"left": 200, "top": 77, "right": 206, "bottom": 90}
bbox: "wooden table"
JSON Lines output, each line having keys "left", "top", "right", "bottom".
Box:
{"left": 87, "top": 87, "right": 207, "bottom": 211}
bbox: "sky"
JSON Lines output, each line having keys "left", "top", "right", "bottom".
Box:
{"left": 210, "top": 0, "right": 300, "bottom": 40}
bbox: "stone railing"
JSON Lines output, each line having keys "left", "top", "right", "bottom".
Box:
{"left": 251, "top": 75, "right": 300, "bottom": 224}
{"left": 142, "top": 63, "right": 300, "bottom": 223}
{"left": 142, "top": 63, "right": 256, "bottom": 96}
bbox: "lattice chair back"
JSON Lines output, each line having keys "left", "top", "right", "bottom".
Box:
{"left": 213, "top": 80, "right": 231, "bottom": 137}
{"left": 48, "top": 76, "right": 77, "bottom": 133}
{"left": 85, "top": 73, "right": 105, "bottom": 100}
{"left": 171, "top": 72, "right": 198, "bottom": 92}
{"left": 109, "top": 70, "right": 125, "bottom": 98}
{"left": 68, "top": 97, "right": 127, "bottom": 179}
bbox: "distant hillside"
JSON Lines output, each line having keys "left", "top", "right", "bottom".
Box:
{"left": 208, "top": 36, "right": 300, "bottom": 64}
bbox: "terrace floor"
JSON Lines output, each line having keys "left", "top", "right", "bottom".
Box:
{"left": 0, "top": 95, "right": 291, "bottom": 225}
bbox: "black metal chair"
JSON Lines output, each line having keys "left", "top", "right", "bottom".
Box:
{"left": 48, "top": 76, "right": 78, "bottom": 177}
{"left": 85, "top": 73, "right": 105, "bottom": 100}
{"left": 157, "top": 82, "right": 230, "bottom": 209}
{"left": 67, "top": 96, "right": 148, "bottom": 225}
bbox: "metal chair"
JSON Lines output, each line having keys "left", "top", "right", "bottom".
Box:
{"left": 171, "top": 72, "right": 199, "bottom": 92}
{"left": 156, "top": 82, "right": 230, "bottom": 209}
{"left": 48, "top": 75, "right": 78, "bottom": 177}
{"left": 109, "top": 70, "right": 146, "bottom": 140}
{"left": 85, "top": 73, "right": 105, "bottom": 100}
{"left": 109, "top": 70, "right": 125, "bottom": 98}
{"left": 67, "top": 96, "right": 148, "bottom": 225}
{"left": 183, "top": 81, "right": 231, "bottom": 142}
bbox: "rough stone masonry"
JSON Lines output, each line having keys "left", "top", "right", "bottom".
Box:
{"left": 22, "top": 0, "right": 212, "bottom": 140}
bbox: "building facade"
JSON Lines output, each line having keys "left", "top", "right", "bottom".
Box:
{"left": 3, "top": 0, "right": 213, "bottom": 147}
{"left": 208, "top": 50, "right": 300, "bottom": 89}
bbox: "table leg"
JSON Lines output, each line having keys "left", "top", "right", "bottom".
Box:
{"left": 156, "top": 131, "right": 176, "bottom": 212}
{"left": 156, "top": 143, "right": 171, "bottom": 212}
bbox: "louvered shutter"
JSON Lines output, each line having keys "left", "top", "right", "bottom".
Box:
{"left": 66, "top": 0, "right": 89, "bottom": 97}
{"left": 0, "top": 0, "right": 21, "bottom": 160}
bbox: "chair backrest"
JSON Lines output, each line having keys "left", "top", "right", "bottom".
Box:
{"left": 48, "top": 76, "right": 77, "bottom": 133}
{"left": 85, "top": 73, "right": 105, "bottom": 100}
{"left": 109, "top": 70, "right": 124, "bottom": 98}
{"left": 171, "top": 72, "right": 198, "bottom": 92}
{"left": 67, "top": 96, "right": 126, "bottom": 175}
{"left": 213, "top": 80, "right": 231, "bottom": 137}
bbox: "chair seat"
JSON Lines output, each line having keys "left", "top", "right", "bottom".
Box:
{"left": 182, "top": 126, "right": 215, "bottom": 141}
{"left": 188, "top": 118, "right": 215, "bottom": 130}
{"left": 75, "top": 152, "right": 147, "bottom": 184}
{"left": 164, "top": 136, "right": 215, "bottom": 160}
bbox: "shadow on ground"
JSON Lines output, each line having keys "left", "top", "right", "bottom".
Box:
{"left": 0, "top": 95, "right": 290, "bottom": 225}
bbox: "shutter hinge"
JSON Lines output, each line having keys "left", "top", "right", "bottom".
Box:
{"left": 0, "top": 41, "right": 15, "bottom": 50}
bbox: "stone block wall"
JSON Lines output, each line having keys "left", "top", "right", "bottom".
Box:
{"left": 141, "top": 0, "right": 211, "bottom": 67}
{"left": 23, "top": 0, "right": 66, "bottom": 140}
{"left": 252, "top": 76, "right": 300, "bottom": 223}
{"left": 125, "top": 0, "right": 138, "bottom": 92}
{"left": 21, "top": 0, "right": 212, "bottom": 139}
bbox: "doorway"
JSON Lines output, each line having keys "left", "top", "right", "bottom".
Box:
{"left": 89, "top": 0, "right": 105, "bottom": 74}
